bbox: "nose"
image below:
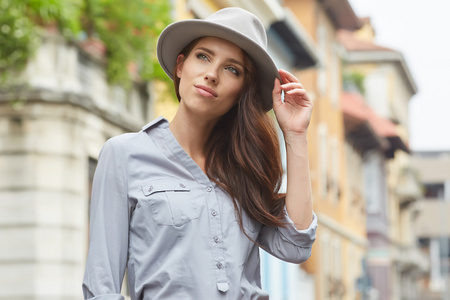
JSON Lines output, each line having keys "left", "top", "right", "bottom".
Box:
{"left": 204, "top": 67, "right": 219, "bottom": 84}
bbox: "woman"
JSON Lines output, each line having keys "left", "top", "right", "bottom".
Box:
{"left": 83, "top": 7, "right": 317, "bottom": 300}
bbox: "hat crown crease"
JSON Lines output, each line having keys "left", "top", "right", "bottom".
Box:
{"left": 205, "top": 8, "right": 267, "bottom": 49}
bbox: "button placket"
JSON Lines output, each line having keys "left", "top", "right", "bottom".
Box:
{"left": 204, "top": 184, "right": 228, "bottom": 292}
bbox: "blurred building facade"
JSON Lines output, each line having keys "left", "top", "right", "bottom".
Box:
{"left": 284, "top": 1, "right": 372, "bottom": 299}
{"left": 0, "top": 1, "right": 432, "bottom": 300}
{"left": 339, "top": 18, "right": 428, "bottom": 300}
{"left": 412, "top": 151, "right": 450, "bottom": 300}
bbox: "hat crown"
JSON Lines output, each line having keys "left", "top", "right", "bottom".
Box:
{"left": 204, "top": 7, "right": 267, "bottom": 50}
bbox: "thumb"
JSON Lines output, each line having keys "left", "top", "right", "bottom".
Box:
{"left": 272, "top": 78, "right": 282, "bottom": 108}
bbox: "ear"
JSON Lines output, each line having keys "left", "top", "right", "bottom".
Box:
{"left": 176, "top": 54, "right": 185, "bottom": 78}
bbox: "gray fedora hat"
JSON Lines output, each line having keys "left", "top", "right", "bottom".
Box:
{"left": 157, "top": 7, "right": 280, "bottom": 112}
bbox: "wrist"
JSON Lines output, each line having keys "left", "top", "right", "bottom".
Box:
{"left": 283, "top": 131, "right": 308, "bottom": 143}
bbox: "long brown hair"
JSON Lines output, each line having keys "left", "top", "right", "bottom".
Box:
{"left": 173, "top": 38, "right": 286, "bottom": 234}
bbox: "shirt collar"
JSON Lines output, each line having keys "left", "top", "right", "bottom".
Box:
{"left": 141, "top": 116, "right": 168, "bottom": 131}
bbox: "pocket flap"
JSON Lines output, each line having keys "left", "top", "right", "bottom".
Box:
{"left": 141, "top": 180, "right": 190, "bottom": 196}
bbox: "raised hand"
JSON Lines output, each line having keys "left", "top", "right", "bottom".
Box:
{"left": 272, "top": 69, "right": 313, "bottom": 138}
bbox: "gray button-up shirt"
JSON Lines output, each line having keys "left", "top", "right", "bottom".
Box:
{"left": 82, "top": 117, "right": 317, "bottom": 300}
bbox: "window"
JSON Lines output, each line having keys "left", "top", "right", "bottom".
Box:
{"left": 331, "top": 238, "right": 343, "bottom": 300}
{"left": 321, "top": 231, "right": 331, "bottom": 300}
{"left": 330, "top": 47, "right": 340, "bottom": 107}
{"left": 347, "top": 245, "right": 357, "bottom": 300}
{"left": 364, "top": 151, "right": 387, "bottom": 214}
{"left": 330, "top": 137, "right": 340, "bottom": 203}
{"left": 318, "top": 123, "right": 328, "bottom": 199}
{"left": 424, "top": 183, "right": 445, "bottom": 199}
{"left": 345, "top": 143, "right": 365, "bottom": 214}
{"left": 317, "top": 25, "right": 328, "bottom": 96}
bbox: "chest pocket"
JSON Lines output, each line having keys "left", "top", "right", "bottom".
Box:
{"left": 141, "top": 180, "right": 197, "bottom": 227}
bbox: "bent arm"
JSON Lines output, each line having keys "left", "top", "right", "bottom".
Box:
{"left": 258, "top": 210, "right": 317, "bottom": 264}
{"left": 82, "top": 138, "right": 130, "bottom": 300}
{"left": 257, "top": 136, "right": 317, "bottom": 263}
{"left": 272, "top": 69, "right": 314, "bottom": 230}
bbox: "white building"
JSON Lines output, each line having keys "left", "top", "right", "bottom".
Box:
{"left": 0, "top": 31, "right": 152, "bottom": 300}
{"left": 412, "top": 151, "right": 450, "bottom": 300}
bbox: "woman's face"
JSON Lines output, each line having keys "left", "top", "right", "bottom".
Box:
{"left": 176, "top": 37, "right": 246, "bottom": 121}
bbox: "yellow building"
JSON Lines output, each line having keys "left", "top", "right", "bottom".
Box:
{"left": 338, "top": 18, "right": 427, "bottom": 299}
{"left": 284, "top": 0, "right": 372, "bottom": 299}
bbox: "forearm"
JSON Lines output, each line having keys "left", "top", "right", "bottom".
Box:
{"left": 284, "top": 133, "right": 313, "bottom": 230}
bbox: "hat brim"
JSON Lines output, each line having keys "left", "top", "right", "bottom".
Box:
{"left": 157, "top": 19, "right": 281, "bottom": 112}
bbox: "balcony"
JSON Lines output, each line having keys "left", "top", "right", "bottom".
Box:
{"left": 396, "top": 167, "right": 422, "bottom": 207}
{"left": 394, "top": 245, "right": 429, "bottom": 274}
{"left": 0, "top": 30, "right": 150, "bottom": 132}
{"left": 415, "top": 200, "right": 450, "bottom": 238}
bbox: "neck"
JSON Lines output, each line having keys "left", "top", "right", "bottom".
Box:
{"left": 169, "top": 110, "right": 218, "bottom": 170}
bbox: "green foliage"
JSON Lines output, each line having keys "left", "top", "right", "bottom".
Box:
{"left": 342, "top": 71, "right": 366, "bottom": 94}
{"left": 0, "top": 0, "right": 173, "bottom": 89}
{"left": 82, "top": 0, "right": 172, "bottom": 87}
{"left": 0, "top": 0, "right": 37, "bottom": 84}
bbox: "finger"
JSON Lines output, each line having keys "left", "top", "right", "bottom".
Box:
{"left": 285, "top": 88, "right": 307, "bottom": 95}
{"left": 279, "top": 69, "right": 300, "bottom": 83}
{"left": 272, "top": 78, "right": 282, "bottom": 106}
{"left": 284, "top": 90, "right": 312, "bottom": 107}
{"left": 281, "top": 82, "right": 304, "bottom": 90}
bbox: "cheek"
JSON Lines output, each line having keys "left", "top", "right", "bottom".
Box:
{"left": 230, "top": 82, "right": 244, "bottom": 100}
{"left": 221, "top": 86, "right": 243, "bottom": 110}
{"left": 178, "top": 78, "right": 188, "bottom": 99}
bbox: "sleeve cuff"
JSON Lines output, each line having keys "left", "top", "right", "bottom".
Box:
{"left": 277, "top": 207, "right": 318, "bottom": 247}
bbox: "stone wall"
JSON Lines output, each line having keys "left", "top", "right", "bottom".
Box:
{"left": 0, "top": 31, "right": 152, "bottom": 300}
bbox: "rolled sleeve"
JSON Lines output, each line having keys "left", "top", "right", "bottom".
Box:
{"left": 257, "top": 209, "right": 317, "bottom": 264}
{"left": 277, "top": 208, "right": 317, "bottom": 247}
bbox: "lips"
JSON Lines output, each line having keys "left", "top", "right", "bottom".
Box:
{"left": 194, "top": 85, "right": 218, "bottom": 98}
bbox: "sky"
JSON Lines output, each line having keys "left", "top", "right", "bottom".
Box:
{"left": 347, "top": 0, "right": 450, "bottom": 151}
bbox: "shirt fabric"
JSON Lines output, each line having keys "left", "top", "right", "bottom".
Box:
{"left": 82, "top": 117, "right": 317, "bottom": 300}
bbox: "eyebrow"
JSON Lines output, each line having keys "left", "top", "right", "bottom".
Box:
{"left": 196, "top": 47, "right": 245, "bottom": 69}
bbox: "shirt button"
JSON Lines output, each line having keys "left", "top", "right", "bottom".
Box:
{"left": 213, "top": 236, "right": 220, "bottom": 243}
{"left": 211, "top": 210, "right": 218, "bottom": 216}
{"left": 206, "top": 186, "right": 212, "bottom": 192}
{"left": 148, "top": 186, "right": 153, "bottom": 192}
{"left": 179, "top": 183, "right": 186, "bottom": 188}
{"left": 216, "top": 262, "right": 223, "bottom": 269}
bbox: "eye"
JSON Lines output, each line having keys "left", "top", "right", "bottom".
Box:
{"left": 196, "top": 53, "right": 208, "bottom": 61}
{"left": 226, "top": 66, "right": 240, "bottom": 76}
